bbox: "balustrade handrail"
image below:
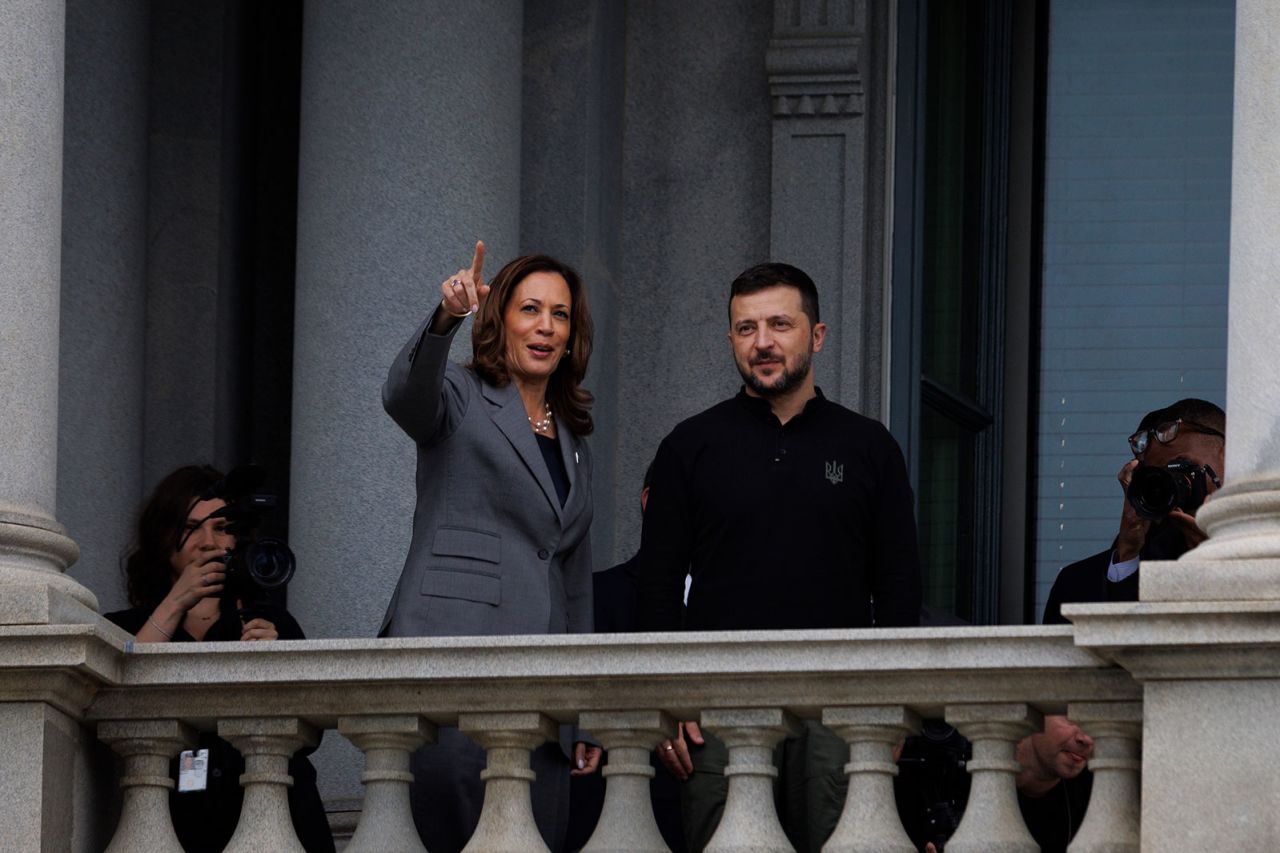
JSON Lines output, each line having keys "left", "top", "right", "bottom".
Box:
{"left": 0, "top": 622, "right": 1146, "bottom": 724}
{"left": 1, "top": 619, "right": 1148, "bottom": 852}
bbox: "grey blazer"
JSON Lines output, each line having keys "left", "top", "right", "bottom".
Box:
{"left": 380, "top": 318, "right": 594, "bottom": 638}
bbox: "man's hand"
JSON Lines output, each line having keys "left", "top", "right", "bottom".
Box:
{"left": 431, "top": 241, "right": 490, "bottom": 333}
{"left": 656, "top": 721, "right": 704, "bottom": 781}
{"left": 1167, "top": 501, "right": 1213, "bottom": 551}
{"left": 571, "top": 742, "right": 602, "bottom": 776}
{"left": 1114, "top": 459, "right": 1151, "bottom": 561}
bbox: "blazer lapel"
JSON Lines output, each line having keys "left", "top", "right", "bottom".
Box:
{"left": 481, "top": 381, "right": 564, "bottom": 524}
{"left": 557, "top": 418, "right": 581, "bottom": 515}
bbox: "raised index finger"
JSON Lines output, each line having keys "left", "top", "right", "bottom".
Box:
{"left": 470, "top": 240, "right": 486, "bottom": 281}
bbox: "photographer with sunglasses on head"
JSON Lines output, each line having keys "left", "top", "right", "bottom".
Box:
{"left": 1043, "top": 398, "right": 1225, "bottom": 624}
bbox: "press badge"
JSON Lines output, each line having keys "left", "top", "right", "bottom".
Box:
{"left": 177, "top": 748, "right": 209, "bottom": 792}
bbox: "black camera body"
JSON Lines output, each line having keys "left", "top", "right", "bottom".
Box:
{"left": 895, "top": 720, "right": 972, "bottom": 851}
{"left": 1126, "top": 459, "right": 1216, "bottom": 520}
{"left": 208, "top": 467, "right": 296, "bottom": 616}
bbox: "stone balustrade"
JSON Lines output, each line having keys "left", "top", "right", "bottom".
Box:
{"left": 0, "top": 620, "right": 1144, "bottom": 851}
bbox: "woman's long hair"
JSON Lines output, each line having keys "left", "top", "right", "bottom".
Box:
{"left": 121, "top": 465, "right": 224, "bottom": 610}
{"left": 469, "top": 254, "right": 595, "bottom": 436}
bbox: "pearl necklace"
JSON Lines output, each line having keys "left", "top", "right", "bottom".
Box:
{"left": 529, "top": 402, "right": 554, "bottom": 435}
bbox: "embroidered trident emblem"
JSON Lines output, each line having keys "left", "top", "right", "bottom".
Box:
{"left": 825, "top": 460, "right": 844, "bottom": 485}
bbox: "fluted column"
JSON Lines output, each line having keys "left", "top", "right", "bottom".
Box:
{"left": 99, "top": 720, "right": 197, "bottom": 853}
{"left": 458, "top": 711, "right": 557, "bottom": 853}
{"left": 339, "top": 715, "right": 435, "bottom": 853}
{"left": 821, "top": 706, "right": 919, "bottom": 853}
{"left": 0, "top": 0, "right": 95, "bottom": 621}
{"left": 219, "top": 717, "right": 320, "bottom": 853}
{"left": 943, "top": 704, "right": 1039, "bottom": 853}
{"left": 579, "top": 709, "right": 676, "bottom": 853}
{"left": 1067, "top": 702, "right": 1140, "bottom": 853}
{"left": 702, "top": 708, "right": 800, "bottom": 853}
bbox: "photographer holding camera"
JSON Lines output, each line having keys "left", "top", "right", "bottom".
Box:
{"left": 105, "top": 464, "right": 333, "bottom": 853}
{"left": 1043, "top": 398, "right": 1225, "bottom": 623}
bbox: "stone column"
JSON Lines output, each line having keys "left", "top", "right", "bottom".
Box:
{"left": 219, "top": 717, "right": 320, "bottom": 853}
{"left": 766, "top": 0, "right": 890, "bottom": 415}
{"left": 288, "top": 0, "right": 525, "bottom": 641}
{"left": 99, "top": 720, "right": 197, "bottom": 853}
{"left": 0, "top": 0, "right": 96, "bottom": 623}
{"left": 1065, "top": 702, "right": 1140, "bottom": 853}
{"left": 701, "top": 708, "right": 800, "bottom": 853}
{"left": 339, "top": 715, "right": 435, "bottom": 853}
{"left": 458, "top": 711, "right": 558, "bottom": 853}
{"left": 820, "top": 705, "right": 919, "bottom": 853}
{"left": 578, "top": 709, "right": 676, "bottom": 853}
{"left": 943, "top": 704, "right": 1039, "bottom": 853}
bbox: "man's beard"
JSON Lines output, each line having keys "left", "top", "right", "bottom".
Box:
{"left": 739, "top": 350, "right": 813, "bottom": 397}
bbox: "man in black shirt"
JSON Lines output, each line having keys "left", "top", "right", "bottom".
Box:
{"left": 1043, "top": 398, "right": 1224, "bottom": 624}
{"left": 636, "top": 262, "right": 922, "bottom": 851}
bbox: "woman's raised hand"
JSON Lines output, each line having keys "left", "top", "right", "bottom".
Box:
{"left": 439, "top": 240, "right": 489, "bottom": 318}
{"left": 167, "top": 550, "right": 227, "bottom": 612}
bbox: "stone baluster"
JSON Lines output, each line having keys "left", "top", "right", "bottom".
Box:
{"left": 219, "top": 717, "right": 319, "bottom": 853}
{"left": 339, "top": 715, "right": 436, "bottom": 853}
{"left": 701, "top": 707, "right": 801, "bottom": 853}
{"left": 458, "top": 711, "right": 558, "bottom": 853}
{"left": 1067, "top": 701, "right": 1142, "bottom": 853}
{"left": 578, "top": 709, "right": 676, "bottom": 853}
{"left": 820, "top": 706, "right": 920, "bottom": 853}
{"left": 943, "top": 703, "right": 1040, "bottom": 853}
{"left": 99, "top": 719, "right": 196, "bottom": 853}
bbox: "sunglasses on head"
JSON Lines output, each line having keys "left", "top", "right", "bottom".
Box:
{"left": 1128, "top": 418, "right": 1224, "bottom": 457}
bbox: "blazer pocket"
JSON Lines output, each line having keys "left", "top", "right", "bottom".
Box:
{"left": 420, "top": 569, "right": 501, "bottom": 605}
{"left": 431, "top": 526, "right": 502, "bottom": 564}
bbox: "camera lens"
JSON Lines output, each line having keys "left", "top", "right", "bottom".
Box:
{"left": 242, "top": 537, "right": 296, "bottom": 590}
{"left": 1127, "top": 465, "right": 1184, "bottom": 520}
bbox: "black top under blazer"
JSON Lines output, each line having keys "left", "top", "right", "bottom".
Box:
{"left": 380, "top": 317, "right": 594, "bottom": 637}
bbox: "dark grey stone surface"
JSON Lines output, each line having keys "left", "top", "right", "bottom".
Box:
{"left": 288, "top": 0, "right": 525, "bottom": 641}
{"left": 58, "top": 0, "right": 151, "bottom": 611}
{"left": 613, "top": 0, "right": 774, "bottom": 559}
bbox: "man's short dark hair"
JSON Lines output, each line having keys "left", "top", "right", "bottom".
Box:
{"left": 1137, "top": 398, "right": 1225, "bottom": 435}
{"left": 729, "top": 262, "right": 820, "bottom": 325}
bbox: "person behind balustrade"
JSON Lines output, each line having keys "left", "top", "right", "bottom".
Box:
{"left": 1043, "top": 398, "right": 1225, "bottom": 623}
{"left": 635, "top": 261, "right": 923, "bottom": 852}
{"left": 103, "top": 464, "right": 333, "bottom": 853}
{"left": 380, "top": 242, "right": 601, "bottom": 853}
{"left": 895, "top": 715, "right": 1095, "bottom": 853}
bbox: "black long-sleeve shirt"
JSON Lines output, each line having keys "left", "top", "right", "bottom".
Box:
{"left": 636, "top": 389, "right": 922, "bottom": 631}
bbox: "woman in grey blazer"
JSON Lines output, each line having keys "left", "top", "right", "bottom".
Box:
{"left": 382, "top": 242, "right": 598, "bottom": 852}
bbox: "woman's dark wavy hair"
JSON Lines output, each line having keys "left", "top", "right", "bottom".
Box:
{"left": 470, "top": 254, "right": 595, "bottom": 436}
{"left": 122, "top": 465, "right": 224, "bottom": 610}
